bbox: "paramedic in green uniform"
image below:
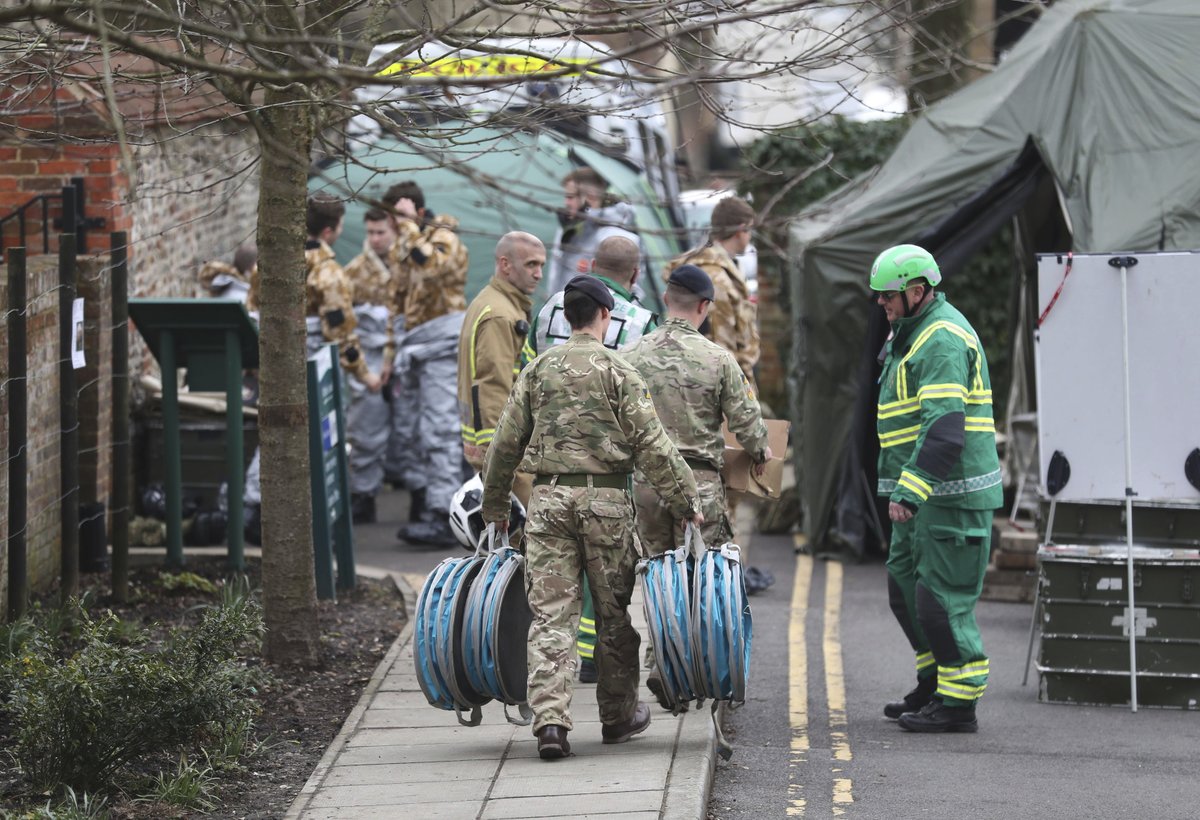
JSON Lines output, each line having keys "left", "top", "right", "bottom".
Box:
{"left": 871, "top": 244, "right": 1003, "bottom": 733}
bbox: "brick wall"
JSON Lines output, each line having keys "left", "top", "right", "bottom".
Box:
{"left": 0, "top": 277, "right": 7, "bottom": 616}
{"left": 125, "top": 122, "right": 260, "bottom": 383}
{"left": 0, "top": 255, "right": 67, "bottom": 603}
{"left": 756, "top": 263, "right": 789, "bottom": 419}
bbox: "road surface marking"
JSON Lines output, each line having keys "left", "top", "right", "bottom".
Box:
{"left": 787, "top": 543, "right": 813, "bottom": 817}
{"left": 824, "top": 561, "right": 854, "bottom": 814}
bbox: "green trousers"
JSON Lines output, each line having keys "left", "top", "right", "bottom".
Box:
{"left": 885, "top": 504, "right": 991, "bottom": 707}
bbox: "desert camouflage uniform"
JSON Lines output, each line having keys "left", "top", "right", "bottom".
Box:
{"left": 244, "top": 240, "right": 366, "bottom": 508}
{"left": 343, "top": 246, "right": 400, "bottom": 497}
{"left": 389, "top": 215, "right": 468, "bottom": 330}
{"left": 665, "top": 243, "right": 759, "bottom": 387}
{"left": 198, "top": 260, "right": 251, "bottom": 302}
{"left": 481, "top": 333, "right": 698, "bottom": 734}
{"left": 623, "top": 317, "right": 768, "bottom": 552}
{"left": 388, "top": 214, "right": 470, "bottom": 517}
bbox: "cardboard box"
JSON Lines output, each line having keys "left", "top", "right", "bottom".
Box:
{"left": 721, "top": 418, "right": 790, "bottom": 500}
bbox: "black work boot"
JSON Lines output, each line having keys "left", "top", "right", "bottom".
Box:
{"left": 536, "top": 725, "right": 571, "bottom": 760}
{"left": 408, "top": 487, "right": 432, "bottom": 524}
{"left": 243, "top": 504, "right": 262, "bottom": 546}
{"left": 350, "top": 493, "right": 376, "bottom": 524}
{"left": 897, "top": 699, "right": 978, "bottom": 733}
{"left": 397, "top": 516, "right": 458, "bottom": 547}
{"left": 884, "top": 675, "right": 936, "bottom": 719}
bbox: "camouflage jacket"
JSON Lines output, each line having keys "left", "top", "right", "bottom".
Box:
{"left": 624, "top": 318, "right": 768, "bottom": 469}
{"left": 306, "top": 241, "right": 369, "bottom": 381}
{"left": 198, "top": 260, "right": 249, "bottom": 299}
{"left": 458, "top": 275, "right": 533, "bottom": 462}
{"left": 480, "top": 333, "right": 698, "bottom": 523}
{"left": 390, "top": 214, "right": 469, "bottom": 330}
{"left": 665, "top": 243, "right": 759, "bottom": 385}
{"left": 344, "top": 245, "right": 398, "bottom": 358}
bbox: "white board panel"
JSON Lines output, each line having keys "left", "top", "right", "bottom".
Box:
{"left": 1035, "top": 251, "right": 1200, "bottom": 503}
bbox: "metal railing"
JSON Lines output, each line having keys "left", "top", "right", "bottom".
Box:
{"left": 0, "top": 177, "right": 106, "bottom": 260}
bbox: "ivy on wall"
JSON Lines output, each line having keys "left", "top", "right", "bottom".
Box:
{"left": 740, "top": 115, "right": 1014, "bottom": 416}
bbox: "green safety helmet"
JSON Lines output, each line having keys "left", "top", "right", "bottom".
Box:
{"left": 869, "top": 244, "right": 942, "bottom": 292}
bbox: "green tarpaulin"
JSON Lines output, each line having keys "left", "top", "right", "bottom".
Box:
{"left": 788, "top": 0, "right": 1200, "bottom": 557}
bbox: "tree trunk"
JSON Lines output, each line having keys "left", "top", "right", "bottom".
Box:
{"left": 254, "top": 86, "right": 321, "bottom": 666}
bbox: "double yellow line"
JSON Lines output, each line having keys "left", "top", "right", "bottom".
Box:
{"left": 787, "top": 535, "right": 853, "bottom": 816}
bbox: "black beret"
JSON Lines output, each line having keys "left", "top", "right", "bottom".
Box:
{"left": 564, "top": 274, "right": 615, "bottom": 310}
{"left": 668, "top": 264, "right": 715, "bottom": 300}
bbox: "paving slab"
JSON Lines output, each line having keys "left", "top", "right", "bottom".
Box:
{"left": 287, "top": 573, "right": 720, "bottom": 820}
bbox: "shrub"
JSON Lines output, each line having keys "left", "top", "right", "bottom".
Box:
{"left": 2, "top": 592, "right": 264, "bottom": 794}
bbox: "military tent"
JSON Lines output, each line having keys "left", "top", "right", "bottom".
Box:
{"left": 789, "top": 0, "right": 1200, "bottom": 558}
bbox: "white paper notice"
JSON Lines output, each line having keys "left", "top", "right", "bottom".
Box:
{"left": 71, "top": 298, "right": 86, "bottom": 369}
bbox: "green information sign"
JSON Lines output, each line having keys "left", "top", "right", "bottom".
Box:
{"left": 307, "top": 344, "right": 355, "bottom": 599}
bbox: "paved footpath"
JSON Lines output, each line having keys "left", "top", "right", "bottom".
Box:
{"left": 286, "top": 573, "right": 720, "bottom": 820}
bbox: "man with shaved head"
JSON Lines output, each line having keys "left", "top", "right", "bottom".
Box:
{"left": 525, "top": 232, "right": 658, "bottom": 684}
{"left": 458, "top": 231, "right": 546, "bottom": 511}
{"left": 528, "top": 234, "right": 657, "bottom": 357}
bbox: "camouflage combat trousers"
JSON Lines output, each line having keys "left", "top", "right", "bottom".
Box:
{"left": 634, "top": 468, "right": 731, "bottom": 555}
{"left": 523, "top": 483, "right": 641, "bottom": 734}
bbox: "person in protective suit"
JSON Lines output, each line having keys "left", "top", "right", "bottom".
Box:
{"left": 342, "top": 208, "right": 401, "bottom": 524}
{"left": 544, "top": 167, "right": 642, "bottom": 297}
{"left": 384, "top": 181, "right": 470, "bottom": 547}
{"left": 871, "top": 244, "right": 1002, "bottom": 733}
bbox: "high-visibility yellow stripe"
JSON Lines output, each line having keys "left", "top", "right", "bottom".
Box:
{"left": 939, "top": 661, "right": 990, "bottom": 681}
{"left": 937, "top": 680, "right": 987, "bottom": 699}
{"left": 460, "top": 425, "right": 496, "bottom": 445}
{"left": 379, "top": 54, "right": 595, "bottom": 80}
{"left": 898, "top": 471, "right": 931, "bottom": 500}
{"left": 469, "top": 305, "right": 493, "bottom": 380}
{"left": 964, "top": 418, "right": 996, "bottom": 433}
{"left": 878, "top": 399, "right": 920, "bottom": 419}
{"left": 880, "top": 434, "right": 919, "bottom": 449}
{"left": 916, "top": 651, "right": 935, "bottom": 671}
{"left": 917, "top": 383, "right": 967, "bottom": 399}
{"left": 896, "top": 321, "right": 980, "bottom": 400}
{"left": 879, "top": 425, "right": 921, "bottom": 443}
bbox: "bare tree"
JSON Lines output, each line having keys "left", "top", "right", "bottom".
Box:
{"left": 0, "top": 0, "right": 959, "bottom": 664}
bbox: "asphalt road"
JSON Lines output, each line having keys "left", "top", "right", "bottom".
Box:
{"left": 708, "top": 532, "right": 1200, "bottom": 820}
{"left": 351, "top": 489, "right": 1200, "bottom": 820}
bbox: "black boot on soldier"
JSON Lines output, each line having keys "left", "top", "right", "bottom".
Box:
{"left": 897, "top": 699, "right": 978, "bottom": 733}
{"left": 351, "top": 493, "right": 376, "bottom": 525}
{"left": 884, "top": 675, "right": 936, "bottom": 719}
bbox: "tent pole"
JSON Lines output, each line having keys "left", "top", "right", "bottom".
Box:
{"left": 1116, "top": 258, "right": 1139, "bottom": 713}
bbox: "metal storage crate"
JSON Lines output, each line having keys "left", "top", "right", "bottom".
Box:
{"left": 1037, "top": 544, "right": 1200, "bottom": 709}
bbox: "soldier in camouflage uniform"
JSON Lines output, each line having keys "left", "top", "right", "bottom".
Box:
{"left": 198, "top": 241, "right": 256, "bottom": 303}
{"left": 623, "top": 264, "right": 772, "bottom": 709}
{"left": 243, "top": 195, "right": 377, "bottom": 543}
{"left": 527, "top": 234, "right": 658, "bottom": 684}
{"left": 482, "top": 274, "right": 702, "bottom": 761}
{"left": 664, "top": 196, "right": 763, "bottom": 574}
{"left": 342, "top": 208, "right": 401, "bottom": 524}
{"left": 663, "top": 196, "right": 759, "bottom": 387}
{"left": 384, "top": 181, "right": 471, "bottom": 547}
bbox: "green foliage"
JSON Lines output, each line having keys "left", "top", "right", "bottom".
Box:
{"left": 740, "top": 114, "right": 1014, "bottom": 414}
{"left": 0, "top": 787, "right": 110, "bottom": 820}
{"left": 1, "top": 593, "right": 264, "bottom": 794}
{"left": 142, "top": 755, "right": 216, "bottom": 812}
{"left": 158, "top": 571, "right": 218, "bottom": 595}
{"left": 742, "top": 115, "right": 911, "bottom": 221}
{"left": 739, "top": 116, "right": 911, "bottom": 411}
